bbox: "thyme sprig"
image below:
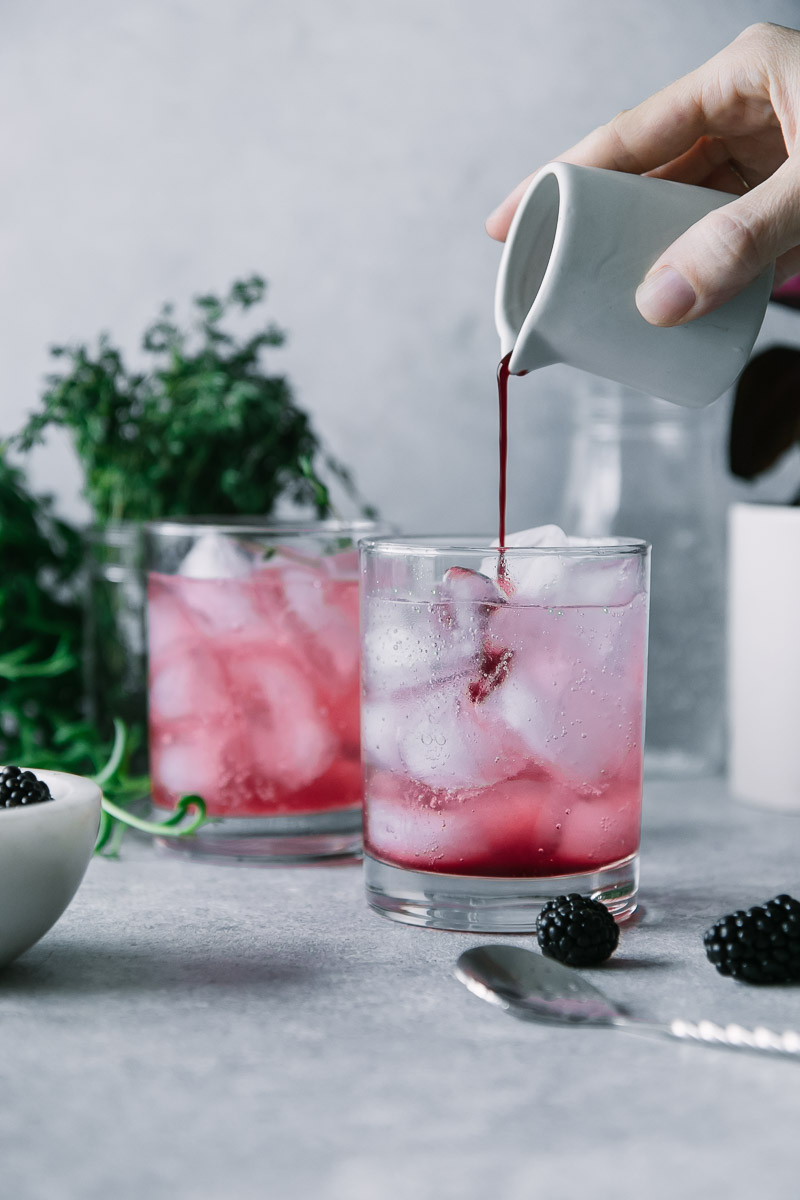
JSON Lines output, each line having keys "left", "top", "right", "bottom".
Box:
{"left": 15, "top": 275, "right": 372, "bottom": 523}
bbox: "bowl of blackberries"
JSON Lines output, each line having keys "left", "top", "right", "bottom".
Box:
{"left": 0, "top": 765, "right": 102, "bottom": 968}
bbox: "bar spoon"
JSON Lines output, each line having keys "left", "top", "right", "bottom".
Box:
{"left": 455, "top": 944, "right": 800, "bottom": 1059}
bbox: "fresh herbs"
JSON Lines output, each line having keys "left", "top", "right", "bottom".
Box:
{"left": 16, "top": 275, "right": 368, "bottom": 523}
{"left": 0, "top": 453, "right": 85, "bottom": 767}
{"left": 0, "top": 459, "right": 165, "bottom": 849}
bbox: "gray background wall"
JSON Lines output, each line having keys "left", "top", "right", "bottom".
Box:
{"left": 3, "top": 0, "right": 800, "bottom": 531}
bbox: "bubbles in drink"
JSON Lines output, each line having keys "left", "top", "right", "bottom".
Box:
{"left": 362, "top": 532, "right": 647, "bottom": 878}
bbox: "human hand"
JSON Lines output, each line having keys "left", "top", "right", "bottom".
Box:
{"left": 486, "top": 23, "right": 800, "bottom": 326}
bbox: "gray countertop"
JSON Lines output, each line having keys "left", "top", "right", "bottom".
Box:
{"left": 3, "top": 778, "right": 800, "bottom": 1200}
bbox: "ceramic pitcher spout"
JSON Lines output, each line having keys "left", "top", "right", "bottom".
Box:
{"left": 506, "top": 332, "right": 557, "bottom": 376}
{"left": 496, "top": 312, "right": 557, "bottom": 375}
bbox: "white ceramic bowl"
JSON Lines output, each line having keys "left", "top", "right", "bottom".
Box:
{"left": 0, "top": 768, "right": 102, "bottom": 968}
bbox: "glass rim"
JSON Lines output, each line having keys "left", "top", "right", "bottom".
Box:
{"left": 143, "top": 517, "right": 385, "bottom": 538}
{"left": 359, "top": 534, "right": 649, "bottom": 557}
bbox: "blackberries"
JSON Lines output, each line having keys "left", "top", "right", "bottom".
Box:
{"left": 704, "top": 894, "right": 800, "bottom": 984}
{"left": 536, "top": 893, "right": 620, "bottom": 967}
{"left": 0, "top": 765, "right": 53, "bottom": 809}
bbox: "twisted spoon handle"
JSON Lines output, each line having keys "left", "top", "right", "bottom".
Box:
{"left": 662, "top": 1018, "right": 800, "bottom": 1057}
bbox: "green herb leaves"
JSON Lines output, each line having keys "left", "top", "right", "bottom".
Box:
{"left": 0, "top": 454, "right": 85, "bottom": 768}
{"left": 16, "top": 275, "right": 343, "bottom": 523}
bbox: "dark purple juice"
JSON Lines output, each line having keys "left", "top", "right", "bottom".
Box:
{"left": 497, "top": 352, "right": 514, "bottom": 590}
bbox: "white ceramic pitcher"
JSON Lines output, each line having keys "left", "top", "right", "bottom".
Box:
{"left": 495, "top": 162, "right": 774, "bottom": 407}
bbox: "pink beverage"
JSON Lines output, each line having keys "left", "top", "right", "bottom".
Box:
{"left": 146, "top": 521, "right": 375, "bottom": 863}
{"left": 360, "top": 537, "right": 650, "bottom": 929}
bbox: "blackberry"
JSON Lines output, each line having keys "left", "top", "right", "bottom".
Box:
{"left": 0, "top": 765, "right": 53, "bottom": 809}
{"left": 536, "top": 893, "right": 620, "bottom": 967}
{"left": 704, "top": 894, "right": 800, "bottom": 984}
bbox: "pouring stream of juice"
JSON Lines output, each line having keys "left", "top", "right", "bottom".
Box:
{"left": 497, "top": 352, "right": 512, "bottom": 590}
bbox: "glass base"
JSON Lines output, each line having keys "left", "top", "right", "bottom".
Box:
{"left": 153, "top": 806, "right": 362, "bottom": 865}
{"left": 364, "top": 852, "right": 638, "bottom": 932}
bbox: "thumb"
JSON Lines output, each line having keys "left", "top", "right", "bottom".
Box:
{"left": 635, "top": 159, "right": 800, "bottom": 326}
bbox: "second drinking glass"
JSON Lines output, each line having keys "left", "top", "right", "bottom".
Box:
{"left": 360, "top": 535, "right": 650, "bottom": 931}
{"left": 145, "top": 518, "right": 383, "bottom": 862}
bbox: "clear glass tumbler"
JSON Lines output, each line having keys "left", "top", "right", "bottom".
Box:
{"left": 145, "top": 519, "right": 382, "bottom": 863}
{"left": 360, "top": 535, "right": 650, "bottom": 930}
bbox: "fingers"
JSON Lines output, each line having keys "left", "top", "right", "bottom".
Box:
{"left": 645, "top": 136, "right": 750, "bottom": 191}
{"left": 486, "top": 173, "right": 537, "bottom": 240}
{"left": 635, "top": 156, "right": 800, "bottom": 325}
{"left": 486, "top": 69, "right": 715, "bottom": 241}
{"left": 486, "top": 23, "right": 799, "bottom": 240}
{"left": 556, "top": 73, "right": 713, "bottom": 176}
{"left": 486, "top": 138, "right": 752, "bottom": 240}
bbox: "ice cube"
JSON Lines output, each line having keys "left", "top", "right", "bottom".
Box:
{"left": 554, "top": 546, "right": 644, "bottom": 607}
{"left": 551, "top": 776, "right": 641, "bottom": 870}
{"left": 147, "top": 575, "right": 200, "bottom": 662}
{"left": 180, "top": 576, "right": 272, "bottom": 638}
{"left": 482, "top": 525, "right": 569, "bottom": 600}
{"left": 501, "top": 524, "right": 569, "bottom": 549}
{"left": 228, "top": 645, "right": 338, "bottom": 790}
{"left": 484, "top": 645, "right": 640, "bottom": 790}
{"left": 441, "top": 566, "right": 506, "bottom": 606}
{"left": 365, "top": 770, "right": 563, "bottom": 874}
{"left": 179, "top": 532, "right": 254, "bottom": 579}
{"left": 362, "top": 696, "right": 405, "bottom": 774}
{"left": 482, "top": 599, "right": 646, "bottom": 787}
{"left": 364, "top": 770, "right": 450, "bottom": 865}
{"left": 393, "top": 678, "right": 528, "bottom": 790}
{"left": 152, "top": 734, "right": 227, "bottom": 801}
{"left": 280, "top": 565, "right": 361, "bottom": 685}
{"left": 362, "top": 597, "right": 481, "bottom": 694}
{"left": 483, "top": 528, "right": 645, "bottom": 607}
{"left": 148, "top": 645, "right": 227, "bottom": 722}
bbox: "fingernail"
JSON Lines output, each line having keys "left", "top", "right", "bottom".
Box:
{"left": 635, "top": 266, "right": 696, "bottom": 326}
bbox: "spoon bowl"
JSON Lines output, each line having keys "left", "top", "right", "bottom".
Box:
{"left": 456, "top": 944, "right": 622, "bottom": 1025}
{"left": 455, "top": 944, "right": 800, "bottom": 1060}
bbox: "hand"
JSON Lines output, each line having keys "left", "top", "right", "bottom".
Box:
{"left": 486, "top": 23, "right": 800, "bottom": 326}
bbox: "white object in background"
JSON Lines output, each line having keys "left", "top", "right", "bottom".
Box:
{"left": 729, "top": 503, "right": 800, "bottom": 810}
{"left": 0, "top": 769, "right": 102, "bottom": 967}
{"left": 495, "top": 162, "right": 774, "bottom": 407}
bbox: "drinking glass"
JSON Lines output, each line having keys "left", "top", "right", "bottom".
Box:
{"left": 84, "top": 523, "right": 148, "bottom": 770}
{"left": 145, "top": 518, "right": 382, "bottom": 862}
{"left": 360, "top": 535, "right": 650, "bottom": 930}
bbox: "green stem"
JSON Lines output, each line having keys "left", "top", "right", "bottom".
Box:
{"left": 99, "top": 792, "right": 208, "bottom": 840}
{"left": 90, "top": 720, "right": 126, "bottom": 787}
{"left": 95, "top": 807, "right": 115, "bottom": 854}
{"left": 91, "top": 719, "right": 209, "bottom": 853}
{"left": 92, "top": 718, "right": 127, "bottom": 786}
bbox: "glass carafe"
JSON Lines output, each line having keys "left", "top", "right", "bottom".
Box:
{"left": 557, "top": 379, "right": 726, "bottom": 777}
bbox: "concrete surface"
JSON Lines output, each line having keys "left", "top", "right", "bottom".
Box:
{"left": 2, "top": 778, "right": 800, "bottom": 1199}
